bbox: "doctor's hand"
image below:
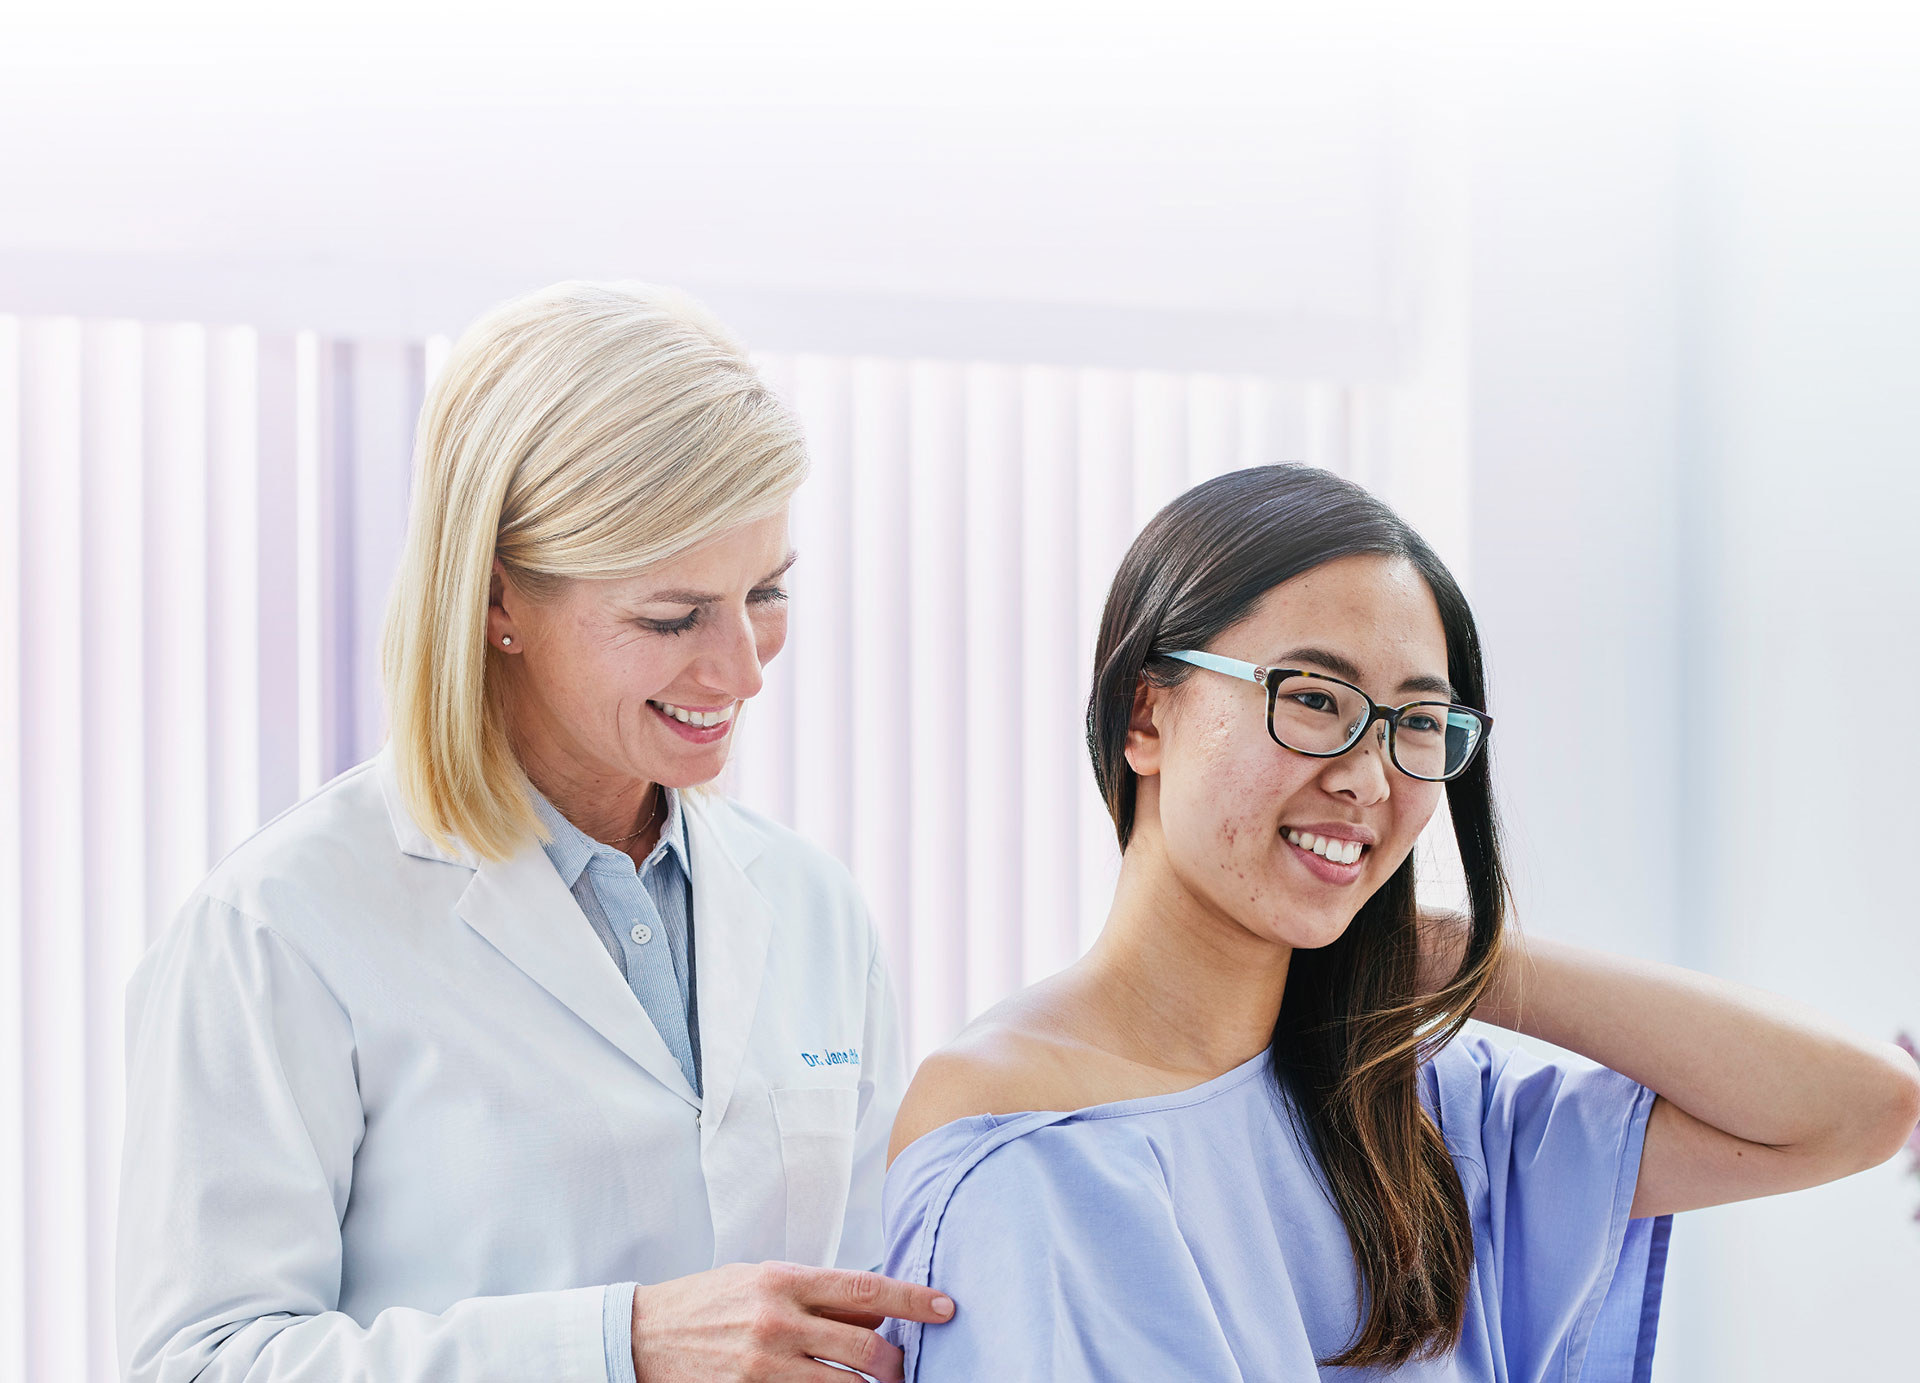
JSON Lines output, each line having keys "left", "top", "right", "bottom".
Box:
{"left": 630, "top": 1260, "right": 956, "bottom": 1382}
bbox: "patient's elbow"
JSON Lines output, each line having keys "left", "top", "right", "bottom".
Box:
{"left": 1848, "top": 1042, "right": 1920, "bottom": 1172}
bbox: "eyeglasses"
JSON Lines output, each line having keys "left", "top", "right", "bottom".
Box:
{"left": 1162, "top": 649, "right": 1492, "bottom": 783}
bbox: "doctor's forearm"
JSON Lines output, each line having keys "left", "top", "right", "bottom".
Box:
{"left": 1472, "top": 928, "right": 1919, "bottom": 1157}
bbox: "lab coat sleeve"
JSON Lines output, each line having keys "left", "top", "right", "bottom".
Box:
{"left": 835, "top": 936, "right": 908, "bottom": 1273}
{"left": 117, "top": 893, "right": 610, "bottom": 1383}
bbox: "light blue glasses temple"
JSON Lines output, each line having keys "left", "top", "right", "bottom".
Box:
{"left": 1162, "top": 649, "right": 1269, "bottom": 684}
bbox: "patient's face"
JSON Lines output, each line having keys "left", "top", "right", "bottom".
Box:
{"left": 1140, "top": 553, "right": 1452, "bottom": 951}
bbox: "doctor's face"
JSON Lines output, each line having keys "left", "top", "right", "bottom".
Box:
{"left": 489, "top": 509, "right": 793, "bottom": 793}
{"left": 1127, "top": 554, "right": 1451, "bottom": 952}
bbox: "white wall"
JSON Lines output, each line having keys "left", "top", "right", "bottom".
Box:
{"left": 0, "top": 18, "right": 1414, "bottom": 375}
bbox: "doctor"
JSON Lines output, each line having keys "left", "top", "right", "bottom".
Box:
{"left": 117, "top": 282, "right": 955, "bottom": 1382}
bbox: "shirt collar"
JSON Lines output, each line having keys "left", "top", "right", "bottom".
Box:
{"left": 530, "top": 783, "right": 687, "bottom": 888}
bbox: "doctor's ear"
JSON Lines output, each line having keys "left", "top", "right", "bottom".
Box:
{"left": 1122, "top": 676, "right": 1169, "bottom": 777}
{"left": 487, "top": 558, "right": 521, "bottom": 652}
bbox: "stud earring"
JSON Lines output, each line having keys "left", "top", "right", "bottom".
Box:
{"left": 501, "top": 636, "right": 513, "bottom": 647}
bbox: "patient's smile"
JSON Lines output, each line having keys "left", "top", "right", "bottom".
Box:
{"left": 1282, "top": 827, "right": 1367, "bottom": 865}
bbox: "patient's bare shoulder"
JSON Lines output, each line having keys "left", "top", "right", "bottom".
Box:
{"left": 887, "top": 993, "right": 1102, "bottom": 1166}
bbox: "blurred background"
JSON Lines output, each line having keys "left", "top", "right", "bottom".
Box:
{"left": 2, "top": 2, "right": 1917, "bottom": 1379}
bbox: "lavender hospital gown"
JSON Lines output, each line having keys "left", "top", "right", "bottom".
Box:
{"left": 881, "top": 1032, "right": 1672, "bottom": 1381}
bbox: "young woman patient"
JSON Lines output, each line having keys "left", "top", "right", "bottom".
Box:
{"left": 880, "top": 465, "right": 1920, "bottom": 1381}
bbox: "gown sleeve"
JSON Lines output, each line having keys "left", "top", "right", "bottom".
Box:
{"left": 1428, "top": 1029, "right": 1673, "bottom": 1383}
{"left": 881, "top": 1116, "right": 1249, "bottom": 1382}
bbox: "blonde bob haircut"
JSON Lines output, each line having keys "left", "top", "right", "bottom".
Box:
{"left": 382, "top": 280, "right": 808, "bottom": 862}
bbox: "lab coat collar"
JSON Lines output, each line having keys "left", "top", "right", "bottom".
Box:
{"left": 374, "top": 743, "right": 773, "bottom": 1125}
{"left": 454, "top": 833, "right": 705, "bottom": 1111}
{"left": 375, "top": 743, "right": 699, "bottom": 1108}
{"left": 375, "top": 741, "right": 479, "bottom": 869}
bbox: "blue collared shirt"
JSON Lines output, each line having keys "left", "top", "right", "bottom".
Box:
{"left": 529, "top": 785, "right": 699, "bottom": 1383}
{"left": 529, "top": 785, "right": 701, "bottom": 1096}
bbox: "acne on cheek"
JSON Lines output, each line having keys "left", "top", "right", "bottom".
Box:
{"left": 1214, "top": 809, "right": 1282, "bottom": 863}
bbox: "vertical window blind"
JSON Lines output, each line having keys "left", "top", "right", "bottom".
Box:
{"left": 0, "top": 313, "right": 1358, "bottom": 1381}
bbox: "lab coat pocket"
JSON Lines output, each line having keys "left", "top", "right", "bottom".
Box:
{"left": 770, "top": 1085, "right": 860, "bottom": 1266}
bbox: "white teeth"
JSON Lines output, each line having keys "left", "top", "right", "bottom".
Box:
{"left": 652, "top": 701, "right": 732, "bottom": 729}
{"left": 1284, "top": 828, "right": 1364, "bottom": 866}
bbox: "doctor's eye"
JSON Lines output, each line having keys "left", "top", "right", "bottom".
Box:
{"left": 640, "top": 612, "right": 700, "bottom": 636}
{"left": 749, "top": 585, "right": 789, "bottom": 607}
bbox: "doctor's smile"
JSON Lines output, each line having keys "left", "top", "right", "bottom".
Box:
{"left": 648, "top": 700, "right": 738, "bottom": 737}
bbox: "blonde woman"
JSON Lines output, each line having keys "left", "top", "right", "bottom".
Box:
{"left": 117, "top": 283, "right": 953, "bottom": 1383}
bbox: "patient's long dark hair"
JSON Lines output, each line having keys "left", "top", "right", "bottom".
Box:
{"left": 1086, "top": 465, "right": 1507, "bottom": 1369}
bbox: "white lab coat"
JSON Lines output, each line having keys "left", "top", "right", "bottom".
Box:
{"left": 117, "top": 742, "right": 907, "bottom": 1382}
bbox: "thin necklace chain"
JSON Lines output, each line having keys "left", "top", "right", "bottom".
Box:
{"left": 607, "top": 788, "right": 664, "bottom": 846}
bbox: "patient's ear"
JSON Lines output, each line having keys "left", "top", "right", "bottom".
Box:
{"left": 1123, "top": 677, "right": 1168, "bottom": 777}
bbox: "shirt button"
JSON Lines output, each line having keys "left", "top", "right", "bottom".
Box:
{"left": 629, "top": 922, "right": 653, "bottom": 945}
